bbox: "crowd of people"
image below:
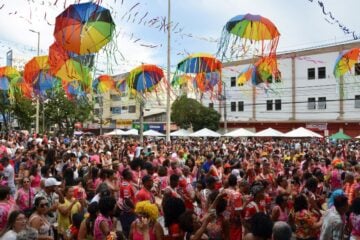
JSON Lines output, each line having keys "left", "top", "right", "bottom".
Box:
{"left": 0, "top": 131, "right": 359, "bottom": 240}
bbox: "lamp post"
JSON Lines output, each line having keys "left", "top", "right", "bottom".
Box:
{"left": 29, "top": 29, "right": 40, "bottom": 134}
{"left": 165, "top": 0, "right": 171, "bottom": 142}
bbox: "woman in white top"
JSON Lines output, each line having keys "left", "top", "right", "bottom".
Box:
{"left": 0, "top": 211, "right": 27, "bottom": 240}
{"left": 29, "top": 197, "right": 54, "bottom": 240}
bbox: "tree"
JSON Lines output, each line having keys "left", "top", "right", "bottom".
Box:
{"left": 171, "top": 95, "right": 220, "bottom": 131}
{"left": 44, "top": 89, "right": 93, "bottom": 135}
{"left": 0, "top": 91, "right": 10, "bottom": 131}
{"left": 11, "top": 93, "right": 36, "bottom": 130}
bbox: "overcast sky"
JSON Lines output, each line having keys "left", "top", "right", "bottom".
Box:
{"left": 0, "top": 0, "right": 358, "bottom": 74}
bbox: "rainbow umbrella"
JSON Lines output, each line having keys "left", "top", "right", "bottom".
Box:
{"left": 54, "top": 2, "right": 115, "bottom": 55}
{"left": 194, "top": 72, "right": 221, "bottom": 93}
{"left": 176, "top": 53, "right": 222, "bottom": 74}
{"left": 49, "top": 42, "right": 94, "bottom": 75}
{"left": 24, "top": 56, "right": 60, "bottom": 95}
{"left": 218, "top": 13, "right": 280, "bottom": 58}
{"left": 93, "top": 75, "right": 115, "bottom": 94}
{"left": 53, "top": 58, "right": 92, "bottom": 91}
{"left": 127, "top": 64, "right": 164, "bottom": 93}
{"left": 333, "top": 48, "right": 360, "bottom": 78}
{"left": 115, "top": 77, "right": 127, "bottom": 93}
{"left": 255, "top": 55, "right": 280, "bottom": 83}
{"left": 62, "top": 81, "right": 86, "bottom": 100}
{"left": 0, "top": 66, "right": 21, "bottom": 91}
{"left": 10, "top": 77, "right": 33, "bottom": 99}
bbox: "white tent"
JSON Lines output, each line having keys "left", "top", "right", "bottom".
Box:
{"left": 356, "top": 135, "right": 360, "bottom": 139}
{"left": 224, "top": 128, "right": 255, "bottom": 137}
{"left": 170, "top": 129, "right": 192, "bottom": 137}
{"left": 143, "top": 130, "right": 165, "bottom": 137}
{"left": 104, "top": 129, "right": 125, "bottom": 136}
{"left": 189, "top": 128, "right": 221, "bottom": 137}
{"left": 255, "top": 128, "right": 284, "bottom": 137}
{"left": 124, "top": 129, "right": 139, "bottom": 136}
{"left": 283, "top": 127, "right": 323, "bottom": 138}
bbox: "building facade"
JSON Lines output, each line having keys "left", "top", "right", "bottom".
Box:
{"left": 203, "top": 40, "right": 360, "bottom": 137}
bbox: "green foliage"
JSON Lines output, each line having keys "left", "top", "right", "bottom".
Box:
{"left": 11, "top": 93, "right": 36, "bottom": 130}
{"left": 0, "top": 91, "right": 10, "bottom": 130}
{"left": 44, "top": 89, "right": 93, "bottom": 135}
{"left": 171, "top": 95, "right": 220, "bottom": 131}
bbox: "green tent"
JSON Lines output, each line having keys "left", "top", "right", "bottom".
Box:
{"left": 329, "top": 131, "right": 352, "bottom": 140}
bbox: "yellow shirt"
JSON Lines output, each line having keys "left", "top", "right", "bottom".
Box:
{"left": 57, "top": 198, "right": 81, "bottom": 234}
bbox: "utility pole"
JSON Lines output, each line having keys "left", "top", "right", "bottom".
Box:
{"left": 29, "top": 29, "right": 40, "bottom": 134}
{"left": 165, "top": 0, "right": 171, "bottom": 142}
{"left": 139, "top": 101, "right": 144, "bottom": 144}
{"left": 99, "top": 97, "right": 103, "bottom": 135}
{"left": 223, "top": 82, "right": 227, "bottom": 133}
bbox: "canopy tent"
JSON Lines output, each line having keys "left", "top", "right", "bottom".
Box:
{"left": 170, "top": 129, "right": 192, "bottom": 137}
{"left": 124, "top": 129, "right": 139, "bottom": 136}
{"left": 329, "top": 131, "right": 352, "bottom": 140}
{"left": 356, "top": 135, "right": 360, "bottom": 139}
{"left": 189, "top": 128, "right": 221, "bottom": 138}
{"left": 283, "top": 127, "right": 323, "bottom": 138}
{"left": 104, "top": 129, "right": 125, "bottom": 136}
{"left": 224, "top": 128, "right": 255, "bottom": 137}
{"left": 143, "top": 130, "right": 165, "bottom": 137}
{"left": 255, "top": 128, "right": 284, "bottom": 137}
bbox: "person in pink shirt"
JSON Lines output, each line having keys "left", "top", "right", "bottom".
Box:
{"left": 135, "top": 175, "right": 155, "bottom": 204}
{"left": 0, "top": 186, "right": 14, "bottom": 232}
{"left": 16, "top": 177, "right": 35, "bottom": 212}
{"left": 93, "top": 196, "right": 116, "bottom": 240}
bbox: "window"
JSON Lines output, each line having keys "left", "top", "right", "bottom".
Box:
{"left": 94, "top": 109, "right": 100, "bottom": 115}
{"left": 355, "top": 95, "right": 360, "bottom": 108}
{"left": 111, "top": 107, "right": 121, "bottom": 114}
{"left": 267, "top": 75, "right": 273, "bottom": 84}
{"left": 266, "top": 100, "right": 273, "bottom": 111}
{"left": 95, "top": 96, "right": 103, "bottom": 104}
{"left": 209, "top": 103, "right": 214, "bottom": 109}
{"left": 308, "top": 68, "right": 315, "bottom": 80}
{"left": 355, "top": 63, "right": 360, "bottom": 75}
{"left": 308, "top": 98, "right": 316, "bottom": 109}
{"left": 230, "top": 102, "right": 236, "bottom": 112}
{"left": 110, "top": 95, "right": 121, "bottom": 101}
{"left": 318, "top": 67, "right": 326, "bottom": 79}
{"left": 275, "top": 99, "right": 282, "bottom": 110}
{"left": 238, "top": 101, "right": 244, "bottom": 112}
{"left": 318, "top": 97, "right": 326, "bottom": 109}
{"left": 128, "top": 105, "right": 136, "bottom": 113}
{"left": 230, "top": 77, "right": 236, "bottom": 87}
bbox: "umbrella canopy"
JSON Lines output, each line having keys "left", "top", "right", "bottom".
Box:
{"left": 283, "top": 127, "right": 323, "bottom": 138}
{"left": 189, "top": 128, "right": 221, "bottom": 137}
{"left": 329, "top": 131, "right": 352, "bottom": 140}
{"left": 143, "top": 130, "right": 165, "bottom": 137}
{"left": 104, "top": 129, "right": 125, "bottom": 136}
{"left": 54, "top": 2, "right": 115, "bottom": 54}
{"left": 0, "top": 66, "right": 21, "bottom": 91}
{"left": 333, "top": 48, "right": 360, "bottom": 78}
{"left": 127, "top": 64, "right": 164, "bottom": 93}
{"left": 93, "top": 75, "right": 115, "bottom": 94}
{"left": 224, "top": 128, "right": 255, "bottom": 137}
{"left": 176, "top": 53, "right": 222, "bottom": 74}
{"left": 255, "top": 128, "right": 284, "bottom": 137}
{"left": 124, "top": 129, "right": 139, "bottom": 136}
{"left": 217, "top": 13, "right": 280, "bottom": 58}
{"left": 23, "top": 56, "right": 59, "bottom": 95}
{"left": 170, "top": 129, "right": 192, "bottom": 137}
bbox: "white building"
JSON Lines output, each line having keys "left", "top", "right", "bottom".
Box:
{"left": 203, "top": 40, "right": 360, "bottom": 137}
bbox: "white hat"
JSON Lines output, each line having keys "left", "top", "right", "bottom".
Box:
{"left": 44, "top": 178, "right": 61, "bottom": 187}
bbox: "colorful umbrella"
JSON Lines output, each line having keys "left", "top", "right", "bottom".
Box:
{"left": 194, "top": 72, "right": 221, "bottom": 93}
{"left": 62, "top": 81, "right": 86, "bottom": 100}
{"left": 24, "top": 56, "right": 59, "bottom": 95}
{"left": 93, "top": 75, "right": 115, "bottom": 94}
{"left": 176, "top": 53, "right": 222, "bottom": 74}
{"left": 54, "top": 2, "right": 115, "bottom": 55}
{"left": 0, "top": 66, "right": 21, "bottom": 91}
{"left": 127, "top": 64, "right": 164, "bottom": 93}
{"left": 333, "top": 48, "right": 360, "bottom": 78}
{"left": 218, "top": 13, "right": 280, "bottom": 58}
{"left": 115, "top": 78, "right": 127, "bottom": 93}
{"left": 53, "top": 58, "right": 92, "bottom": 91}
{"left": 49, "top": 42, "right": 94, "bottom": 75}
{"left": 10, "top": 77, "right": 33, "bottom": 99}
